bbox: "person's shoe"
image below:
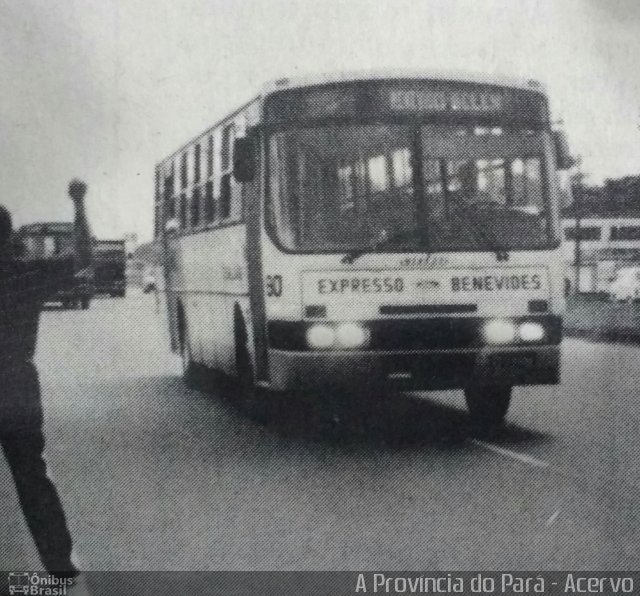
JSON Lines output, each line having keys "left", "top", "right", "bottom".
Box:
{"left": 70, "top": 550, "right": 82, "bottom": 570}
{"left": 67, "top": 573, "right": 92, "bottom": 595}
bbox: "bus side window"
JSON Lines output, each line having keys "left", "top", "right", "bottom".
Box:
{"left": 179, "top": 194, "right": 188, "bottom": 230}
{"left": 191, "top": 187, "right": 201, "bottom": 228}
{"left": 204, "top": 181, "right": 215, "bottom": 223}
{"left": 194, "top": 143, "right": 201, "bottom": 183}
{"left": 180, "top": 153, "right": 188, "bottom": 189}
{"left": 221, "top": 124, "right": 234, "bottom": 171}
{"left": 164, "top": 196, "right": 176, "bottom": 229}
{"left": 207, "top": 135, "right": 214, "bottom": 179}
{"left": 220, "top": 174, "right": 231, "bottom": 219}
{"left": 218, "top": 123, "right": 236, "bottom": 221}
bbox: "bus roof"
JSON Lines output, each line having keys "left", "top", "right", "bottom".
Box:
{"left": 157, "top": 70, "right": 545, "bottom": 168}
{"left": 260, "top": 70, "right": 546, "bottom": 96}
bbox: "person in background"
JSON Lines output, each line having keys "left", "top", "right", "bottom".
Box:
{"left": 0, "top": 188, "right": 91, "bottom": 594}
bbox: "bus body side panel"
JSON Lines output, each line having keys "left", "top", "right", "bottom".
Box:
{"left": 168, "top": 226, "right": 249, "bottom": 376}
{"left": 156, "top": 99, "right": 262, "bottom": 362}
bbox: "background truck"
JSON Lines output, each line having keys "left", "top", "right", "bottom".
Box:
{"left": 94, "top": 239, "right": 127, "bottom": 297}
{"left": 15, "top": 179, "right": 94, "bottom": 309}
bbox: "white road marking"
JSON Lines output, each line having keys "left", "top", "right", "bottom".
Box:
{"left": 470, "top": 439, "right": 551, "bottom": 469}
{"left": 546, "top": 510, "right": 560, "bottom": 527}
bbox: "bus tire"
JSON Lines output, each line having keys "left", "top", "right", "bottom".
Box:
{"left": 235, "top": 313, "right": 269, "bottom": 423}
{"left": 464, "top": 385, "right": 512, "bottom": 429}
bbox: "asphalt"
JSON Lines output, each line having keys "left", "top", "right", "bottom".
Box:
{"left": 1, "top": 292, "right": 639, "bottom": 574}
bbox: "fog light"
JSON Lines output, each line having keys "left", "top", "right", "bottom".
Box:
{"left": 336, "top": 322, "right": 370, "bottom": 349}
{"left": 519, "top": 322, "right": 545, "bottom": 342}
{"left": 483, "top": 319, "right": 516, "bottom": 344}
{"left": 306, "top": 324, "right": 335, "bottom": 349}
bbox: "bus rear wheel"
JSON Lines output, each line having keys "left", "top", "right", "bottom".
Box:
{"left": 464, "top": 385, "right": 512, "bottom": 429}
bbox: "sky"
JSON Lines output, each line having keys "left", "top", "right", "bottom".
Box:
{"left": 0, "top": 0, "right": 639, "bottom": 242}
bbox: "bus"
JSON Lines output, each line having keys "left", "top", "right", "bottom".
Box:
{"left": 155, "top": 71, "right": 572, "bottom": 427}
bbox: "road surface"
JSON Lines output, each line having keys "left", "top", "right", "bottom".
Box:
{"left": 1, "top": 292, "right": 639, "bottom": 571}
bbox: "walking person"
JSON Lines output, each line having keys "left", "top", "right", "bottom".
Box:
{"left": 0, "top": 183, "right": 92, "bottom": 594}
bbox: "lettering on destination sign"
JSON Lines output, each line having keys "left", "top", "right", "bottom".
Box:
{"left": 451, "top": 274, "right": 542, "bottom": 292}
{"left": 389, "top": 89, "right": 503, "bottom": 113}
{"left": 317, "top": 277, "right": 404, "bottom": 294}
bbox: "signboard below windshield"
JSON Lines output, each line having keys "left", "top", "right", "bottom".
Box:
{"left": 302, "top": 268, "right": 549, "bottom": 302}
{"left": 265, "top": 80, "right": 548, "bottom": 125}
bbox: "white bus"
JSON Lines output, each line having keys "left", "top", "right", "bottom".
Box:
{"left": 155, "top": 71, "right": 572, "bottom": 427}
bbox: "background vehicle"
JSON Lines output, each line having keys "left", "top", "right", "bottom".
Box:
{"left": 156, "top": 72, "right": 572, "bottom": 427}
{"left": 94, "top": 239, "right": 127, "bottom": 297}
{"left": 16, "top": 180, "right": 94, "bottom": 309}
{"left": 609, "top": 267, "right": 640, "bottom": 302}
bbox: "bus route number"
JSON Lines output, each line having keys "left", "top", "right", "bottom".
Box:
{"left": 266, "top": 275, "right": 283, "bottom": 297}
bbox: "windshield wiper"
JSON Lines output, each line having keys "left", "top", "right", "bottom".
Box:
{"left": 341, "top": 228, "right": 423, "bottom": 265}
{"left": 452, "top": 202, "right": 509, "bottom": 261}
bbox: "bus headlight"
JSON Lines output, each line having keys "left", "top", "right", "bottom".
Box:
{"left": 306, "top": 324, "right": 336, "bottom": 349}
{"left": 519, "top": 322, "right": 545, "bottom": 342}
{"left": 336, "top": 322, "right": 370, "bottom": 349}
{"left": 483, "top": 319, "right": 516, "bottom": 344}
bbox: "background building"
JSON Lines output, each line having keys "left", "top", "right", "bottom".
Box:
{"left": 562, "top": 175, "right": 640, "bottom": 294}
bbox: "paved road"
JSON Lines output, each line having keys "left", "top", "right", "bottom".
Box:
{"left": 1, "top": 292, "right": 639, "bottom": 572}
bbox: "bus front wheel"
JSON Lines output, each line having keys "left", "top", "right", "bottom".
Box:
{"left": 464, "top": 385, "right": 512, "bottom": 429}
{"left": 235, "top": 319, "right": 269, "bottom": 423}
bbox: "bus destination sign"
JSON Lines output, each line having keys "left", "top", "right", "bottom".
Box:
{"left": 266, "top": 80, "right": 546, "bottom": 124}
{"left": 388, "top": 88, "right": 503, "bottom": 112}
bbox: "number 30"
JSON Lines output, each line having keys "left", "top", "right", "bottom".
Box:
{"left": 265, "top": 275, "right": 282, "bottom": 297}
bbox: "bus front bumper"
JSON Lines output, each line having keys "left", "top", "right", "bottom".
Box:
{"left": 267, "top": 346, "right": 560, "bottom": 392}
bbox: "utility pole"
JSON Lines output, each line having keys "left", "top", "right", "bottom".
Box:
{"left": 572, "top": 159, "right": 584, "bottom": 294}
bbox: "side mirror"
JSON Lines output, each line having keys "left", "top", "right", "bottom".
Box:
{"left": 553, "top": 130, "right": 574, "bottom": 170}
{"left": 164, "top": 218, "right": 179, "bottom": 234}
{"left": 233, "top": 137, "right": 255, "bottom": 183}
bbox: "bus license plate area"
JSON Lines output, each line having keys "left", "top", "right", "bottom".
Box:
{"left": 383, "top": 352, "right": 539, "bottom": 389}
{"left": 384, "top": 353, "right": 476, "bottom": 389}
{"left": 486, "top": 353, "right": 536, "bottom": 373}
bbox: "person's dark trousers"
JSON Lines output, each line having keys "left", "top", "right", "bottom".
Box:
{"left": 0, "top": 359, "right": 78, "bottom": 577}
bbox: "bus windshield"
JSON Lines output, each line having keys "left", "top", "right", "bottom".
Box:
{"left": 267, "top": 124, "right": 554, "bottom": 252}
